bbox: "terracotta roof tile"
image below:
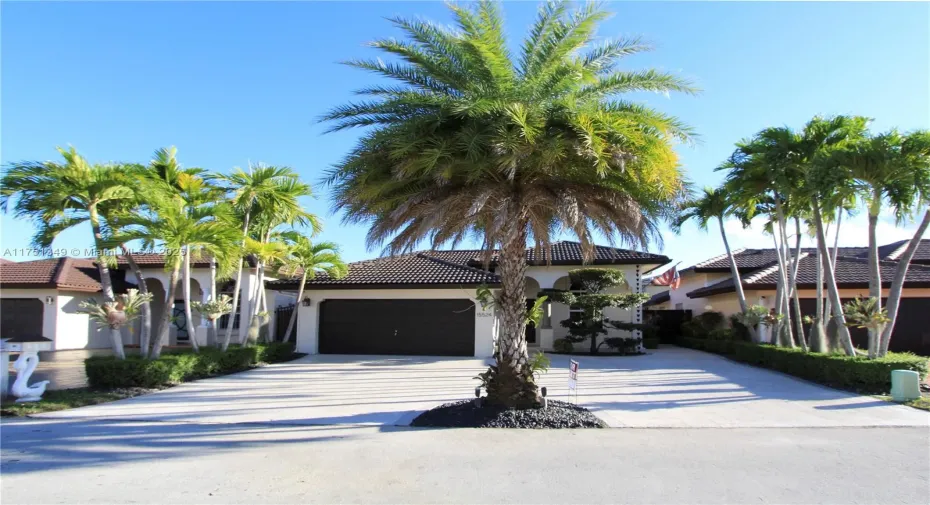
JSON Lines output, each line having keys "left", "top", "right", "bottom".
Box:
{"left": 0, "top": 257, "right": 131, "bottom": 292}
{"left": 686, "top": 255, "right": 930, "bottom": 298}
{"left": 268, "top": 241, "right": 667, "bottom": 289}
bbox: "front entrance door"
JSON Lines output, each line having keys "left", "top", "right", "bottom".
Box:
{"left": 525, "top": 299, "right": 537, "bottom": 345}
{"left": 172, "top": 301, "right": 189, "bottom": 342}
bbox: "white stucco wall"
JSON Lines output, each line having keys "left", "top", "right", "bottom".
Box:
{"left": 294, "top": 287, "right": 496, "bottom": 357}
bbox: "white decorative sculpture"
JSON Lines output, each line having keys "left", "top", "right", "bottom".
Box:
{"left": 3, "top": 336, "right": 53, "bottom": 402}
{"left": 11, "top": 353, "right": 49, "bottom": 402}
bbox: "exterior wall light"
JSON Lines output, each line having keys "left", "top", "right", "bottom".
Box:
{"left": 301, "top": 297, "right": 312, "bottom": 307}
{"left": 45, "top": 296, "right": 54, "bottom": 305}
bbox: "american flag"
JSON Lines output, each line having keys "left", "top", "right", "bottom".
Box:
{"left": 653, "top": 265, "right": 681, "bottom": 290}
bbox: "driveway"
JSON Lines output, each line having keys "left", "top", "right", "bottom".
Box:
{"left": 35, "top": 347, "right": 929, "bottom": 427}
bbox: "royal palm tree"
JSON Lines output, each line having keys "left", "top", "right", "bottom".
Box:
{"left": 112, "top": 190, "right": 240, "bottom": 358}
{"left": 722, "top": 116, "right": 869, "bottom": 356}
{"left": 1, "top": 147, "right": 136, "bottom": 359}
{"left": 278, "top": 233, "right": 348, "bottom": 343}
{"left": 820, "top": 129, "right": 930, "bottom": 356}
{"left": 213, "top": 164, "right": 321, "bottom": 351}
{"left": 675, "top": 186, "right": 757, "bottom": 340}
{"left": 241, "top": 236, "right": 288, "bottom": 343}
{"left": 322, "top": 1, "right": 694, "bottom": 407}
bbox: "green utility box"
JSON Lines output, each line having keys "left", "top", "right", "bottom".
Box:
{"left": 890, "top": 370, "right": 921, "bottom": 402}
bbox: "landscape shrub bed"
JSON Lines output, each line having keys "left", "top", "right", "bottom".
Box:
{"left": 85, "top": 342, "right": 297, "bottom": 389}
{"left": 642, "top": 337, "right": 660, "bottom": 349}
{"left": 678, "top": 337, "right": 928, "bottom": 394}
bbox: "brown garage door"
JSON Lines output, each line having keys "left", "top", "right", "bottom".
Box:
{"left": 319, "top": 299, "right": 475, "bottom": 356}
{"left": 799, "top": 297, "right": 930, "bottom": 355}
{"left": 1, "top": 298, "right": 44, "bottom": 340}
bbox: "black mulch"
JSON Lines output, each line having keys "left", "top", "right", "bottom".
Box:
{"left": 410, "top": 399, "right": 607, "bottom": 429}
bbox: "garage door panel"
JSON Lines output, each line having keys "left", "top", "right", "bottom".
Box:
{"left": 319, "top": 299, "right": 475, "bottom": 356}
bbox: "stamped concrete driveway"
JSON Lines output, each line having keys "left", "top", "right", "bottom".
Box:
{"left": 37, "top": 347, "right": 929, "bottom": 427}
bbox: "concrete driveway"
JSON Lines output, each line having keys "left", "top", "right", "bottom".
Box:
{"left": 36, "top": 347, "right": 929, "bottom": 427}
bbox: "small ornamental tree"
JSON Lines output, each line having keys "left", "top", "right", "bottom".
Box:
{"left": 543, "top": 269, "right": 650, "bottom": 354}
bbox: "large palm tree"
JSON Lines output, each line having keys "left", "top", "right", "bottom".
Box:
{"left": 277, "top": 233, "right": 348, "bottom": 343}
{"left": 212, "top": 164, "right": 321, "bottom": 351}
{"left": 675, "top": 187, "right": 757, "bottom": 340}
{"left": 1, "top": 147, "right": 136, "bottom": 359}
{"left": 112, "top": 190, "right": 240, "bottom": 358}
{"left": 820, "top": 129, "right": 930, "bottom": 356}
{"left": 322, "top": 1, "right": 694, "bottom": 407}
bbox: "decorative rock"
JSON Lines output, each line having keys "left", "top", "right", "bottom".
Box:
{"left": 411, "top": 399, "right": 606, "bottom": 429}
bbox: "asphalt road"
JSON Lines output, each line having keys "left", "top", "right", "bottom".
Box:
{"left": 2, "top": 418, "right": 927, "bottom": 504}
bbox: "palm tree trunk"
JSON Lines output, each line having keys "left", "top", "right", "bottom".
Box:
{"left": 810, "top": 247, "right": 828, "bottom": 353}
{"left": 121, "top": 245, "right": 151, "bottom": 359}
{"left": 209, "top": 256, "right": 217, "bottom": 347}
{"left": 718, "top": 217, "right": 749, "bottom": 314}
{"left": 89, "top": 206, "right": 126, "bottom": 360}
{"left": 152, "top": 265, "right": 180, "bottom": 359}
{"left": 223, "top": 212, "right": 250, "bottom": 351}
{"left": 245, "top": 262, "right": 265, "bottom": 344}
{"left": 790, "top": 218, "right": 807, "bottom": 351}
{"left": 866, "top": 193, "right": 882, "bottom": 358}
{"left": 485, "top": 216, "right": 538, "bottom": 409}
{"left": 282, "top": 272, "right": 307, "bottom": 343}
{"left": 812, "top": 198, "right": 856, "bottom": 356}
{"left": 771, "top": 228, "right": 793, "bottom": 347}
{"left": 879, "top": 209, "right": 930, "bottom": 356}
{"left": 772, "top": 199, "right": 795, "bottom": 347}
{"left": 183, "top": 247, "right": 200, "bottom": 352}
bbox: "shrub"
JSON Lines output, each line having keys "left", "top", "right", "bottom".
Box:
{"left": 728, "top": 315, "right": 753, "bottom": 342}
{"left": 676, "top": 337, "right": 928, "bottom": 394}
{"left": 642, "top": 337, "right": 660, "bottom": 349}
{"left": 552, "top": 338, "right": 574, "bottom": 353}
{"left": 604, "top": 336, "right": 643, "bottom": 354}
{"left": 680, "top": 311, "right": 726, "bottom": 339}
{"left": 86, "top": 342, "right": 297, "bottom": 389}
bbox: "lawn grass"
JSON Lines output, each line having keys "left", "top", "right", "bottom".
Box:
{"left": 876, "top": 394, "right": 930, "bottom": 412}
{"left": 0, "top": 387, "right": 158, "bottom": 417}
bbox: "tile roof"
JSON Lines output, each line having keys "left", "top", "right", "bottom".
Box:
{"left": 878, "top": 239, "right": 930, "bottom": 264}
{"left": 474, "top": 241, "right": 670, "bottom": 266}
{"left": 268, "top": 241, "right": 667, "bottom": 289}
{"left": 268, "top": 252, "right": 501, "bottom": 289}
{"left": 692, "top": 247, "right": 870, "bottom": 272}
{"left": 686, "top": 255, "right": 930, "bottom": 298}
{"left": 106, "top": 253, "right": 213, "bottom": 267}
{"left": 643, "top": 290, "right": 670, "bottom": 306}
{"left": 0, "top": 257, "right": 130, "bottom": 292}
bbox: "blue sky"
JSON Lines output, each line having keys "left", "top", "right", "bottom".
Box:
{"left": 2, "top": 1, "right": 928, "bottom": 268}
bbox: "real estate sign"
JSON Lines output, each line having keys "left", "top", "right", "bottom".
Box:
{"left": 568, "top": 359, "right": 579, "bottom": 393}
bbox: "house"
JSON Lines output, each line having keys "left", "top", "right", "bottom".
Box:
{"left": 0, "top": 254, "right": 287, "bottom": 350}
{"left": 645, "top": 240, "right": 930, "bottom": 354}
{"left": 266, "top": 241, "right": 670, "bottom": 358}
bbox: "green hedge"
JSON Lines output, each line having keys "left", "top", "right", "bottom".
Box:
{"left": 643, "top": 337, "right": 660, "bottom": 349}
{"left": 85, "top": 343, "right": 297, "bottom": 389}
{"left": 677, "top": 337, "right": 928, "bottom": 394}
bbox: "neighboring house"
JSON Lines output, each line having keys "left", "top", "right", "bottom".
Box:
{"left": 267, "top": 241, "right": 670, "bottom": 358}
{"left": 645, "top": 239, "right": 930, "bottom": 355}
{"left": 0, "top": 254, "right": 284, "bottom": 350}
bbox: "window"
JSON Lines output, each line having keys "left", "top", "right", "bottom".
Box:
{"left": 569, "top": 280, "right": 586, "bottom": 322}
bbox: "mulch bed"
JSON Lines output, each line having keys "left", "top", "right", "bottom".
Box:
{"left": 410, "top": 399, "right": 607, "bottom": 429}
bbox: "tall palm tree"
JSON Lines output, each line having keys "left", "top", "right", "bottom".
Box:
{"left": 112, "top": 190, "right": 240, "bottom": 358}
{"left": 676, "top": 187, "right": 762, "bottom": 341}
{"left": 213, "top": 164, "right": 321, "bottom": 351}
{"left": 820, "top": 129, "right": 930, "bottom": 356}
{"left": 241, "top": 236, "right": 288, "bottom": 343}
{"left": 278, "top": 233, "right": 348, "bottom": 343}
{"left": 722, "top": 116, "right": 868, "bottom": 355}
{"left": 145, "top": 147, "right": 230, "bottom": 352}
{"left": 322, "top": 1, "right": 694, "bottom": 407}
{"left": 1, "top": 147, "right": 136, "bottom": 359}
